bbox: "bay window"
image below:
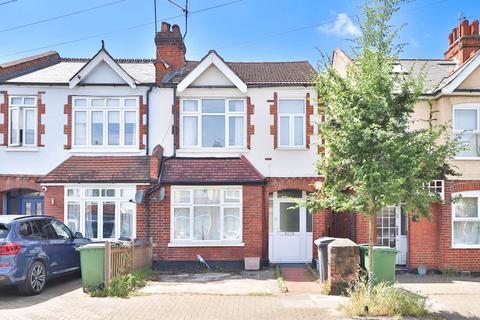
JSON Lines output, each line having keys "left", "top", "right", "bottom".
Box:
{"left": 170, "top": 186, "right": 243, "bottom": 245}
{"left": 72, "top": 97, "right": 138, "bottom": 148}
{"left": 278, "top": 99, "right": 306, "bottom": 148}
{"left": 180, "top": 99, "right": 246, "bottom": 148}
{"left": 452, "top": 192, "right": 480, "bottom": 248}
{"left": 65, "top": 186, "right": 136, "bottom": 240}
{"left": 8, "top": 96, "right": 37, "bottom": 147}
{"left": 453, "top": 105, "right": 480, "bottom": 158}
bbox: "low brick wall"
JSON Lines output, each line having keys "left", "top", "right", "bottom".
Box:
{"left": 328, "top": 238, "right": 360, "bottom": 295}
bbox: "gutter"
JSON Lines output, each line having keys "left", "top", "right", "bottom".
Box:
{"left": 145, "top": 84, "right": 154, "bottom": 155}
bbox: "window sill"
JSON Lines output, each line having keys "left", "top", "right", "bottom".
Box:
{"left": 453, "top": 157, "right": 480, "bottom": 160}
{"left": 69, "top": 147, "right": 142, "bottom": 154}
{"left": 177, "top": 148, "right": 249, "bottom": 153}
{"left": 452, "top": 245, "right": 480, "bottom": 249}
{"left": 168, "top": 242, "right": 245, "bottom": 247}
{"left": 5, "top": 147, "right": 40, "bottom": 152}
{"left": 275, "top": 147, "right": 309, "bottom": 151}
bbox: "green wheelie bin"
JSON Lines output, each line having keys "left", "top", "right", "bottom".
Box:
{"left": 76, "top": 243, "right": 105, "bottom": 291}
{"left": 359, "top": 245, "right": 398, "bottom": 284}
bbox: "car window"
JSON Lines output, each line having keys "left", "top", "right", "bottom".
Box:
{"left": 0, "top": 224, "right": 9, "bottom": 239}
{"left": 50, "top": 220, "right": 72, "bottom": 240}
{"left": 32, "top": 220, "right": 56, "bottom": 240}
{"left": 19, "top": 221, "right": 35, "bottom": 238}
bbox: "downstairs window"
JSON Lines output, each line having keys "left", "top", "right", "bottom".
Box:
{"left": 452, "top": 192, "right": 480, "bottom": 248}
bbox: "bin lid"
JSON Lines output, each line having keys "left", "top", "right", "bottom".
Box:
{"left": 75, "top": 242, "right": 106, "bottom": 251}
{"left": 359, "top": 245, "right": 399, "bottom": 253}
{"left": 314, "top": 237, "right": 335, "bottom": 246}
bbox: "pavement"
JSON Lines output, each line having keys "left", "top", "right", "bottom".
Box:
{"left": 0, "top": 272, "right": 348, "bottom": 320}
{"left": 396, "top": 273, "right": 480, "bottom": 320}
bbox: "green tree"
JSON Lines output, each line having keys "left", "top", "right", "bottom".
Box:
{"left": 305, "top": 0, "right": 460, "bottom": 287}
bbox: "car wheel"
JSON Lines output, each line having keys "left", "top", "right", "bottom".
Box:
{"left": 19, "top": 261, "right": 47, "bottom": 295}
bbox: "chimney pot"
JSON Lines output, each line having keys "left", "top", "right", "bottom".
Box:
{"left": 460, "top": 19, "right": 470, "bottom": 36}
{"left": 161, "top": 22, "right": 171, "bottom": 32}
{"left": 472, "top": 20, "right": 480, "bottom": 35}
{"left": 448, "top": 32, "right": 453, "bottom": 46}
{"left": 172, "top": 24, "right": 180, "bottom": 34}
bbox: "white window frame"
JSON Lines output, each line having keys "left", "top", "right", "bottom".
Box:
{"left": 179, "top": 98, "right": 247, "bottom": 149}
{"left": 8, "top": 96, "right": 37, "bottom": 147}
{"left": 429, "top": 180, "right": 445, "bottom": 201}
{"left": 277, "top": 98, "right": 307, "bottom": 149}
{"left": 452, "top": 104, "right": 480, "bottom": 159}
{"left": 71, "top": 96, "right": 139, "bottom": 150}
{"left": 451, "top": 190, "right": 480, "bottom": 249}
{"left": 64, "top": 185, "right": 137, "bottom": 241}
{"left": 169, "top": 186, "right": 244, "bottom": 247}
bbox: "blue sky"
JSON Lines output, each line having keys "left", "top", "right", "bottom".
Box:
{"left": 0, "top": 0, "right": 479, "bottom": 65}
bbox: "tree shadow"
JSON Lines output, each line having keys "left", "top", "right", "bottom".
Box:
{"left": 0, "top": 273, "right": 82, "bottom": 310}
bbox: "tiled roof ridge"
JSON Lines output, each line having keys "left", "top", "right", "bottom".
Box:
{"left": 61, "top": 57, "right": 156, "bottom": 63}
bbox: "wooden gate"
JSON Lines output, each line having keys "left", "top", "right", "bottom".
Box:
{"left": 329, "top": 211, "right": 355, "bottom": 241}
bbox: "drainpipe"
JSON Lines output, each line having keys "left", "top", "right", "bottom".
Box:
{"left": 172, "top": 87, "right": 177, "bottom": 157}
{"left": 145, "top": 84, "right": 154, "bottom": 155}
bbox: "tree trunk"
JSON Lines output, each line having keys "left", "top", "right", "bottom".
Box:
{"left": 368, "top": 214, "right": 375, "bottom": 292}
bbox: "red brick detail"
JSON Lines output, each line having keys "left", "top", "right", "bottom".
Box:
{"left": 161, "top": 157, "right": 264, "bottom": 184}
{"left": 269, "top": 92, "right": 278, "bottom": 149}
{"left": 37, "top": 92, "right": 45, "bottom": 147}
{"left": 306, "top": 92, "right": 314, "bottom": 148}
{"left": 445, "top": 19, "right": 480, "bottom": 64}
{"left": 0, "top": 51, "right": 60, "bottom": 79}
{"left": 43, "top": 186, "right": 64, "bottom": 221}
{"left": 174, "top": 97, "right": 180, "bottom": 150}
{"left": 354, "top": 214, "right": 375, "bottom": 245}
{"left": 0, "top": 92, "right": 8, "bottom": 146}
{"left": 63, "top": 96, "right": 72, "bottom": 149}
{"left": 264, "top": 177, "right": 327, "bottom": 259}
{"left": 0, "top": 174, "right": 42, "bottom": 193}
{"left": 151, "top": 185, "right": 264, "bottom": 261}
{"left": 139, "top": 96, "right": 147, "bottom": 150}
{"left": 246, "top": 97, "right": 255, "bottom": 149}
{"left": 155, "top": 22, "right": 186, "bottom": 85}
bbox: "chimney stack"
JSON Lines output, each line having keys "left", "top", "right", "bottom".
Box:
{"left": 445, "top": 19, "right": 480, "bottom": 64}
{"left": 155, "top": 22, "right": 186, "bottom": 85}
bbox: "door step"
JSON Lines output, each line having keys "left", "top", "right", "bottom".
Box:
{"left": 395, "top": 265, "right": 409, "bottom": 274}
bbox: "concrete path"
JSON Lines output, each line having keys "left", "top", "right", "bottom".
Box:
{"left": 0, "top": 273, "right": 348, "bottom": 320}
{"left": 396, "top": 273, "right": 480, "bottom": 319}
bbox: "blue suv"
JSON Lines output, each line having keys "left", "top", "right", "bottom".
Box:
{"left": 0, "top": 215, "right": 90, "bottom": 295}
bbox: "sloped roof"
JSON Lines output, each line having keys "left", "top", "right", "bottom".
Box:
{"left": 39, "top": 156, "right": 153, "bottom": 184}
{"left": 164, "top": 60, "right": 316, "bottom": 86}
{"left": 160, "top": 156, "right": 265, "bottom": 185}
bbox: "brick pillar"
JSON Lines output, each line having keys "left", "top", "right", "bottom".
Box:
{"left": 328, "top": 238, "right": 360, "bottom": 295}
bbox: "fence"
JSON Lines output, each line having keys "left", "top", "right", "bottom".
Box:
{"left": 104, "top": 241, "right": 153, "bottom": 288}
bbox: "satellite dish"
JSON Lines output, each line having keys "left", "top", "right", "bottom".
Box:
{"left": 134, "top": 190, "right": 144, "bottom": 204}
{"left": 159, "top": 187, "right": 166, "bottom": 201}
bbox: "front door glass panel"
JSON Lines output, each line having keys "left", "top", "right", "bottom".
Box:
{"left": 279, "top": 202, "right": 300, "bottom": 232}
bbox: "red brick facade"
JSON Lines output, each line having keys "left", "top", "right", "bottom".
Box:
{"left": 154, "top": 22, "right": 186, "bottom": 85}
{"left": 445, "top": 19, "right": 480, "bottom": 63}
{"left": 269, "top": 93, "right": 278, "bottom": 149}
{"left": 43, "top": 186, "right": 64, "bottom": 221}
{"left": 352, "top": 179, "right": 480, "bottom": 272}
{"left": 246, "top": 97, "right": 255, "bottom": 149}
{"left": 139, "top": 96, "right": 147, "bottom": 150}
{"left": 63, "top": 95, "right": 72, "bottom": 149}
{"left": 37, "top": 92, "right": 45, "bottom": 147}
{"left": 305, "top": 92, "right": 314, "bottom": 148}
{"left": 0, "top": 91, "right": 8, "bottom": 146}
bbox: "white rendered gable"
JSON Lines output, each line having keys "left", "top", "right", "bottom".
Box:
{"left": 191, "top": 65, "right": 234, "bottom": 87}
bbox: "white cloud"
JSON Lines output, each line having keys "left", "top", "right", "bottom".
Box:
{"left": 318, "top": 13, "right": 361, "bottom": 37}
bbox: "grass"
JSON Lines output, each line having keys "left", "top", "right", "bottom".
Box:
{"left": 442, "top": 268, "right": 461, "bottom": 277}
{"left": 89, "top": 267, "right": 153, "bottom": 298}
{"left": 304, "top": 263, "right": 319, "bottom": 281}
{"left": 342, "top": 279, "right": 428, "bottom": 318}
{"left": 273, "top": 265, "right": 288, "bottom": 293}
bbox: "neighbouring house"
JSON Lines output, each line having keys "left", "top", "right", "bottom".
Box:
{"left": 332, "top": 18, "right": 480, "bottom": 272}
{"left": 0, "top": 22, "right": 324, "bottom": 269}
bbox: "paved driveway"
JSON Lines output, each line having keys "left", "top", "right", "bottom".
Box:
{"left": 0, "top": 274, "right": 347, "bottom": 320}
{"left": 397, "top": 273, "right": 480, "bottom": 320}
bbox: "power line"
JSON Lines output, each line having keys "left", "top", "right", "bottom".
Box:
{"left": 0, "top": 0, "right": 18, "bottom": 6}
{"left": 0, "top": 0, "right": 245, "bottom": 59}
{"left": 0, "top": 0, "right": 127, "bottom": 33}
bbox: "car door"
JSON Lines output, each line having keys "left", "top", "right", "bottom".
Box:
{"left": 49, "top": 220, "right": 80, "bottom": 272}
{"left": 31, "top": 219, "right": 59, "bottom": 274}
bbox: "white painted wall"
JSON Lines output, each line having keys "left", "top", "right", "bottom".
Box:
{"left": 191, "top": 65, "right": 234, "bottom": 87}
{"left": 0, "top": 84, "right": 159, "bottom": 175}
{"left": 79, "top": 61, "right": 126, "bottom": 84}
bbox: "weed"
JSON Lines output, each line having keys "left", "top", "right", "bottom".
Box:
{"left": 304, "top": 263, "right": 319, "bottom": 281}
{"left": 88, "top": 267, "right": 152, "bottom": 298}
{"left": 442, "top": 268, "right": 460, "bottom": 277}
{"left": 273, "top": 265, "right": 288, "bottom": 293}
{"left": 342, "top": 278, "right": 428, "bottom": 318}
{"left": 319, "top": 281, "right": 331, "bottom": 295}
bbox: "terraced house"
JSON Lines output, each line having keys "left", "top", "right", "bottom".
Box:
{"left": 0, "top": 22, "right": 322, "bottom": 270}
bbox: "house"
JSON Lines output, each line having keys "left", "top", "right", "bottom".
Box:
{"left": 0, "top": 22, "right": 324, "bottom": 269}
{"left": 332, "top": 19, "right": 480, "bottom": 272}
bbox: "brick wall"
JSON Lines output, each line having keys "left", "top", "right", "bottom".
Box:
{"left": 247, "top": 97, "right": 255, "bottom": 149}
{"left": 37, "top": 92, "right": 46, "bottom": 147}
{"left": 151, "top": 184, "right": 264, "bottom": 262}
{"left": 0, "top": 91, "right": 8, "bottom": 146}
{"left": 0, "top": 174, "right": 42, "bottom": 193}
{"left": 269, "top": 93, "right": 278, "bottom": 149}
{"left": 355, "top": 213, "right": 374, "bottom": 244}
{"left": 139, "top": 96, "right": 147, "bottom": 150}
{"left": 43, "top": 186, "right": 64, "bottom": 221}
{"left": 173, "top": 97, "right": 180, "bottom": 150}
{"left": 305, "top": 92, "right": 314, "bottom": 148}
{"left": 63, "top": 96, "right": 72, "bottom": 149}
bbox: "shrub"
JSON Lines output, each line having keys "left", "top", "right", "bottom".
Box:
{"left": 88, "top": 267, "right": 152, "bottom": 298}
{"left": 342, "top": 279, "right": 428, "bottom": 318}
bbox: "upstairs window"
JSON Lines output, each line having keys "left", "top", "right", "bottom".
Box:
{"left": 453, "top": 106, "right": 480, "bottom": 158}
{"left": 278, "top": 99, "right": 306, "bottom": 148}
{"left": 180, "top": 99, "right": 246, "bottom": 149}
{"left": 8, "top": 96, "right": 37, "bottom": 147}
{"left": 72, "top": 97, "right": 138, "bottom": 148}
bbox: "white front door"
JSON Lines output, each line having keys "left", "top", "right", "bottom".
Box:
{"left": 377, "top": 206, "right": 408, "bottom": 265}
{"left": 269, "top": 190, "right": 313, "bottom": 263}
